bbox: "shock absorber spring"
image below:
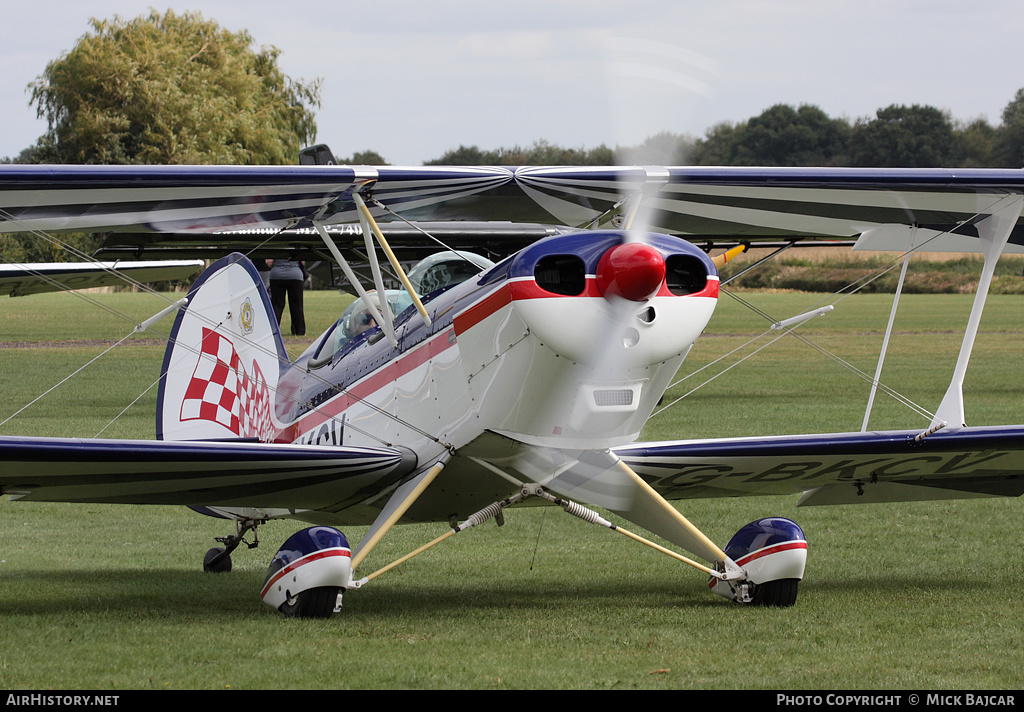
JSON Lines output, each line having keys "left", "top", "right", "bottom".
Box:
{"left": 558, "top": 499, "right": 613, "bottom": 528}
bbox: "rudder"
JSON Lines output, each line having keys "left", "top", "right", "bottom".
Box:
{"left": 157, "top": 253, "right": 289, "bottom": 442}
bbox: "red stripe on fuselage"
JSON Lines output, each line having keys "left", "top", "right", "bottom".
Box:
{"left": 452, "top": 282, "right": 515, "bottom": 335}
{"left": 277, "top": 327, "right": 458, "bottom": 443}
{"left": 453, "top": 275, "right": 719, "bottom": 336}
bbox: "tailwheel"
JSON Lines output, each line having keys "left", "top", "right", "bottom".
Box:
{"left": 203, "top": 517, "right": 261, "bottom": 573}
{"left": 203, "top": 546, "right": 232, "bottom": 573}
{"left": 278, "top": 586, "right": 342, "bottom": 619}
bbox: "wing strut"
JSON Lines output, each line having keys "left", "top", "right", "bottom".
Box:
{"left": 313, "top": 220, "right": 398, "bottom": 348}
{"left": 612, "top": 458, "right": 739, "bottom": 574}
{"left": 352, "top": 192, "right": 433, "bottom": 328}
{"left": 712, "top": 244, "right": 747, "bottom": 269}
{"left": 350, "top": 477, "right": 743, "bottom": 589}
{"left": 863, "top": 228, "right": 917, "bottom": 432}
{"left": 478, "top": 449, "right": 746, "bottom": 579}
{"left": 621, "top": 166, "right": 669, "bottom": 234}
{"left": 468, "top": 457, "right": 737, "bottom": 578}
{"left": 350, "top": 461, "right": 447, "bottom": 570}
{"left": 932, "top": 194, "right": 1024, "bottom": 428}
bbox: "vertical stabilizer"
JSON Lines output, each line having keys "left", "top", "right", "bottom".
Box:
{"left": 157, "top": 253, "right": 290, "bottom": 442}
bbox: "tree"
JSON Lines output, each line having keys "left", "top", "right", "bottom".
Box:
{"left": 0, "top": 231, "right": 100, "bottom": 264}
{"left": 993, "top": 88, "right": 1024, "bottom": 168}
{"left": 693, "top": 121, "right": 742, "bottom": 165}
{"left": 954, "top": 117, "right": 997, "bottom": 168}
{"left": 425, "top": 144, "right": 493, "bottom": 165}
{"left": 616, "top": 132, "right": 697, "bottom": 164}
{"left": 337, "top": 150, "right": 390, "bottom": 165}
{"left": 735, "top": 104, "right": 851, "bottom": 166}
{"left": 425, "top": 140, "right": 614, "bottom": 166}
{"left": 694, "top": 104, "right": 850, "bottom": 166}
{"left": 848, "top": 104, "right": 960, "bottom": 167}
{"left": 27, "top": 10, "right": 321, "bottom": 165}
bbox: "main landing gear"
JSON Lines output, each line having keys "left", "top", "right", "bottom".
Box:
{"left": 202, "top": 517, "right": 349, "bottom": 619}
{"left": 201, "top": 494, "right": 806, "bottom": 618}
{"left": 707, "top": 517, "right": 807, "bottom": 607}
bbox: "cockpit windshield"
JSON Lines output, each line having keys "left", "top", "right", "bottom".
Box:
{"left": 407, "top": 250, "right": 495, "bottom": 298}
{"left": 335, "top": 289, "right": 411, "bottom": 348}
{"left": 307, "top": 250, "right": 495, "bottom": 368}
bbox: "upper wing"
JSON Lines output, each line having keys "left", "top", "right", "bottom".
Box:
{"left": 0, "top": 164, "right": 512, "bottom": 235}
{"left": 509, "top": 166, "right": 1024, "bottom": 251}
{"left": 0, "top": 260, "right": 204, "bottom": 297}
{"left": 614, "top": 425, "right": 1024, "bottom": 505}
{"left": 4, "top": 165, "right": 1024, "bottom": 259}
{"left": 0, "top": 435, "right": 417, "bottom": 510}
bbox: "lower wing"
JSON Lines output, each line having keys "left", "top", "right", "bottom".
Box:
{"left": 0, "top": 436, "right": 416, "bottom": 509}
{"left": 614, "top": 425, "right": 1024, "bottom": 505}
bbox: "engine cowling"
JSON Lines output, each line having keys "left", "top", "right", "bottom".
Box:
{"left": 453, "top": 230, "right": 719, "bottom": 449}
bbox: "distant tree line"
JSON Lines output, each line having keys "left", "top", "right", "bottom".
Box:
{"left": 6, "top": 9, "right": 1024, "bottom": 265}
{"left": 691, "top": 101, "right": 1024, "bottom": 168}
{"left": 417, "top": 94, "right": 1024, "bottom": 169}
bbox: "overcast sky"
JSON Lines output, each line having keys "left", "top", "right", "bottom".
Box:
{"left": 3, "top": 1, "right": 1024, "bottom": 165}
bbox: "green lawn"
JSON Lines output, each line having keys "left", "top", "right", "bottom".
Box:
{"left": 1, "top": 288, "right": 1022, "bottom": 689}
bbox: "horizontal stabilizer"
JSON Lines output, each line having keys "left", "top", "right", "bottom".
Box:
{"left": 0, "top": 436, "right": 416, "bottom": 508}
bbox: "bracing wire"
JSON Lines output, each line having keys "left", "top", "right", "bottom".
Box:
{"left": 653, "top": 205, "right": 1006, "bottom": 424}
{"left": 0, "top": 208, "right": 180, "bottom": 306}
{"left": 0, "top": 333, "right": 136, "bottom": 430}
{"left": 0, "top": 206, "right": 454, "bottom": 449}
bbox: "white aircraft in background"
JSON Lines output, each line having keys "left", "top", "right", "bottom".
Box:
{"left": 0, "top": 260, "right": 202, "bottom": 297}
{"left": 1, "top": 151, "right": 1023, "bottom": 617}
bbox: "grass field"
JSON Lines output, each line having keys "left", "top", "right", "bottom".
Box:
{"left": 1, "top": 287, "right": 1023, "bottom": 690}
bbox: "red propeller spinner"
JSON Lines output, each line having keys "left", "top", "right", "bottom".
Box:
{"left": 595, "top": 242, "right": 666, "bottom": 302}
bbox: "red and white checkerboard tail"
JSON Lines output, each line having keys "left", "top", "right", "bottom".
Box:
{"left": 157, "top": 253, "right": 289, "bottom": 443}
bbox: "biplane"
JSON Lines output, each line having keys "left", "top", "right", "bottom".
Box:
{"left": 2, "top": 146, "right": 1024, "bottom": 616}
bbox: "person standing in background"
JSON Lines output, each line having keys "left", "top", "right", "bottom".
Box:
{"left": 266, "top": 257, "right": 306, "bottom": 336}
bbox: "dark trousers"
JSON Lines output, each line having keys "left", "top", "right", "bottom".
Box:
{"left": 269, "top": 279, "right": 305, "bottom": 336}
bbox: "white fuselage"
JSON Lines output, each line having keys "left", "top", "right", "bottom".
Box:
{"left": 273, "top": 231, "right": 719, "bottom": 522}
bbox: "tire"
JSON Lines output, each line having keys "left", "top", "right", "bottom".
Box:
{"left": 203, "top": 547, "right": 232, "bottom": 573}
{"left": 278, "top": 586, "right": 340, "bottom": 619}
{"left": 749, "top": 578, "right": 799, "bottom": 607}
